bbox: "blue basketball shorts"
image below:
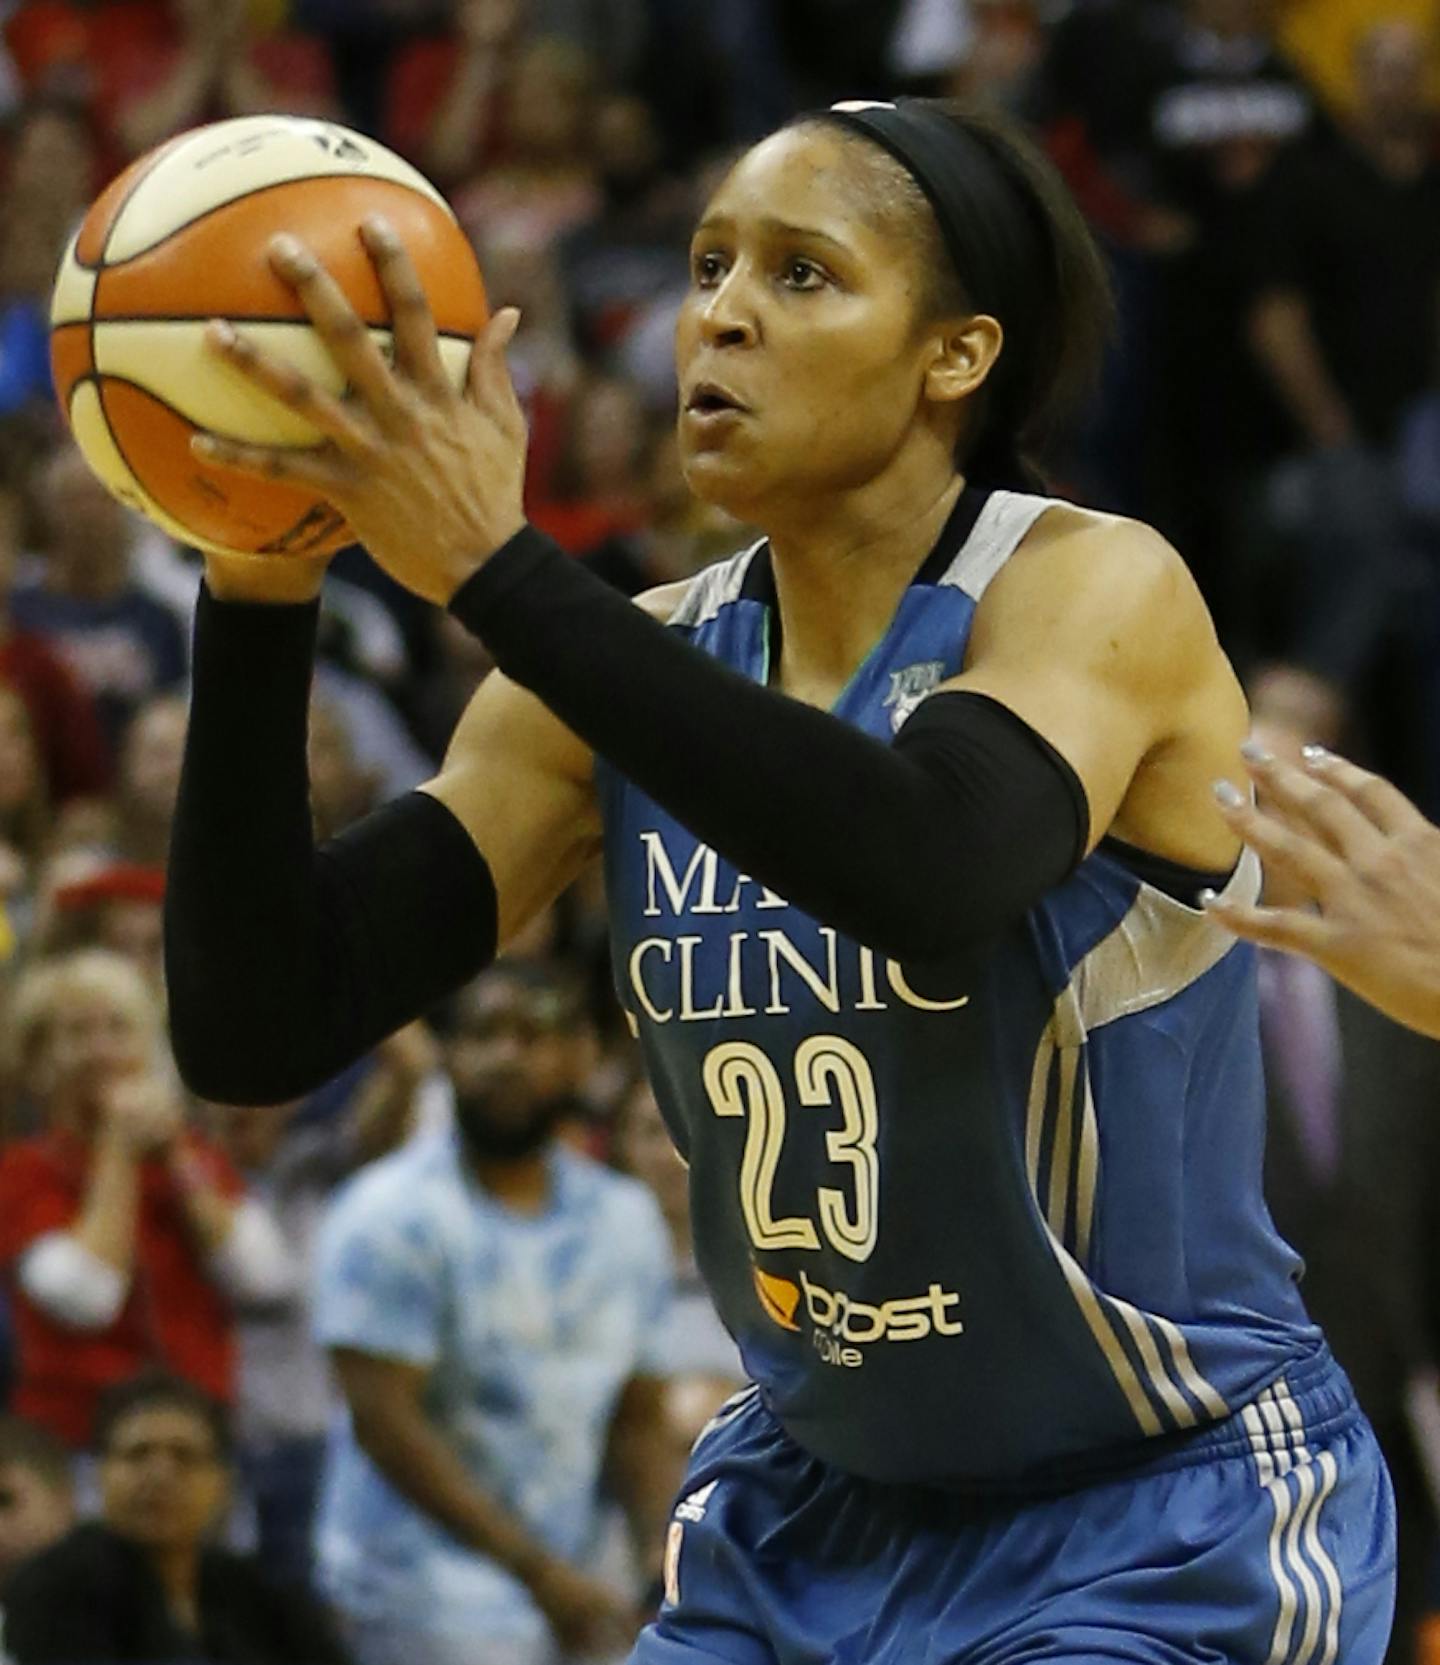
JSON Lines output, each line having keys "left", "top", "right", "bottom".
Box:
{"left": 633, "top": 1347, "right": 1395, "bottom": 1665}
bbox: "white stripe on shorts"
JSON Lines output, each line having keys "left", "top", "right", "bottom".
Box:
{"left": 1252, "top": 1379, "right": 1345, "bottom": 1665}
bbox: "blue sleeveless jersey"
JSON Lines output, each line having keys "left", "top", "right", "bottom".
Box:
{"left": 597, "top": 487, "right": 1319, "bottom": 1488}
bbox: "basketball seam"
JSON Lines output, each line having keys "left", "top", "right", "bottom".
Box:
{"left": 78, "top": 134, "right": 192, "bottom": 272}
{"left": 95, "top": 171, "right": 460, "bottom": 270}
{"left": 94, "top": 375, "right": 348, "bottom": 554}
{"left": 62, "top": 369, "right": 98, "bottom": 415}
{"left": 93, "top": 370, "right": 320, "bottom": 446}
{"left": 94, "top": 376, "right": 182, "bottom": 537}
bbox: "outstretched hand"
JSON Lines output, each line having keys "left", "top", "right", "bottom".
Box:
{"left": 1204, "top": 745, "right": 1440, "bottom": 1040}
{"left": 193, "top": 217, "right": 527, "bottom": 604}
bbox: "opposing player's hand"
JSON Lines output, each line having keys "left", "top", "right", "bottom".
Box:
{"left": 193, "top": 218, "right": 527, "bottom": 605}
{"left": 1204, "top": 746, "right": 1440, "bottom": 1039}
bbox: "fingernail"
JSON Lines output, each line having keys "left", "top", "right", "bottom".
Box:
{"left": 363, "top": 214, "right": 397, "bottom": 245}
{"left": 191, "top": 434, "right": 218, "bottom": 458}
{"left": 1213, "top": 780, "right": 1245, "bottom": 808}
{"left": 1301, "top": 744, "right": 1331, "bottom": 765}
{"left": 1197, "top": 888, "right": 1219, "bottom": 908}
{"left": 206, "top": 319, "right": 237, "bottom": 348}
{"left": 269, "top": 234, "right": 314, "bottom": 272}
{"left": 1239, "top": 739, "right": 1272, "bottom": 765}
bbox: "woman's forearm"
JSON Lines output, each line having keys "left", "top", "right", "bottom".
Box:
{"left": 165, "top": 588, "right": 497, "bottom": 1105}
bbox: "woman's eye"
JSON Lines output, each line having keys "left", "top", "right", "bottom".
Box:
{"left": 784, "top": 259, "right": 825, "bottom": 290}
{"left": 693, "top": 251, "right": 726, "bottom": 285}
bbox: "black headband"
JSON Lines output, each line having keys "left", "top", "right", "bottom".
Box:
{"left": 814, "top": 98, "right": 1051, "bottom": 485}
{"left": 817, "top": 99, "right": 1046, "bottom": 326}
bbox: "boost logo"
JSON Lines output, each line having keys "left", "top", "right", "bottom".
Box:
{"left": 754, "top": 1266, "right": 965, "bottom": 1368}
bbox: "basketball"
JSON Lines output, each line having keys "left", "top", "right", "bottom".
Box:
{"left": 49, "top": 116, "right": 488, "bottom": 560}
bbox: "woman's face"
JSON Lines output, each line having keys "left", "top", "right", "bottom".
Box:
{"left": 675, "top": 127, "right": 947, "bottom": 522}
{"left": 37, "top": 983, "right": 152, "bottom": 1123}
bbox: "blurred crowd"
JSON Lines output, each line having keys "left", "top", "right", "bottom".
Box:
{"left": 0, "top": 0, "right": 1437, "bottom": 1661}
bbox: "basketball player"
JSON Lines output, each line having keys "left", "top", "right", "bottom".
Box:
{"left": 167, "top": 101, "right": 1396, "bottom": 1662}
{"left": 1206, "top": 744, "right": 1440, "bottom": 1040}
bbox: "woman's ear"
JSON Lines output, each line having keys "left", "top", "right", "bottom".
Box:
{"left": 924, "top": 314, "right": 1004, "bottom": 406}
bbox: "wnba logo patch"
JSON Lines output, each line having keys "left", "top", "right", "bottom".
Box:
{"left": 884, "top": 661, "right": 945, "bottom": 731}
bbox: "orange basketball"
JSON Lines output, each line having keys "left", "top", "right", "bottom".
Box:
{"left": 50, "top": 116, "right": 488, "bottom": 560}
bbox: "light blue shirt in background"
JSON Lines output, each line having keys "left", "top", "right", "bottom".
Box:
{"left": 312, "top": 1131, "right": 674, "bottom": 1648}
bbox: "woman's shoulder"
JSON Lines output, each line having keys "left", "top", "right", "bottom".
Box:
{"left": 993, "top": 498, "right": 1203, "bottom": 624}
{"left": 970, "top": 497, "right": 1223, "bottom": 691}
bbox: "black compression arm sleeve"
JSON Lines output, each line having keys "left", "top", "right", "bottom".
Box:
{"left": 450, "top": 527, "right": 1088, "bottom": 962}
{"left": 165, "top": 586, "right": 497, "bottom": 1106}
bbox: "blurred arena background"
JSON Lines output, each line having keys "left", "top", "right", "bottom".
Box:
{"left": 0, "top": 0, "right": 1439, "bottom": 1661}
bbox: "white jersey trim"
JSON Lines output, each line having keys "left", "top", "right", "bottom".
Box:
{"left": 1024, "top": 853, "right": 1258, "bottom": 1431}
{"left": 937, "top": 489, "right": 1056, "bottom": 600}
{"left": 667, "top": 541, "right": 764, "bottom": 629}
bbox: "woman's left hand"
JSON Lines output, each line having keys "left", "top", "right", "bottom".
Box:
{"left": 192, "top": 216, "right": 527, "bottom": 605}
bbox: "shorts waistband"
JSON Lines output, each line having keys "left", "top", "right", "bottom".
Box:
{"left": 1143, "top": 1342, "right": 1359, "bottom": 1478}
{"left": 864, "top": 1345, "right": 1356, "bottom": 1500}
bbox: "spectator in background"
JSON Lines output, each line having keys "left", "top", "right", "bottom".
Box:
{"left": 38, "top": 864, "right": 167, "bottom": 994}
{"left": 308, "top": 667, "right": 432, "bottom": 802}
{"left": 0, "top": 951, "right": 292, "bottom": 1450}
{"left": 0, "top": 11, "right": 21, "bottom": 125}
{"left": 522, "top": 0, "right": 649, "bottom": 88}
{"left": 290, "top": 0, "right": 445, "bottom": 139}
{"left": 0, "top": 485, "right": 112, "bottom": 809}
{"left": 0, "top": 679, "right": 52, "bottom": 954}
{"left": 531, "top": 373, "right": 652, "bottom": 562}
{"left": 14, "top": 445, "right": 186, "bottom": 757}
{"left": 427, "top": 29, "right": 603, "bottom": 252}
{"left": 313, "top": 961, "right": 679, "bottom": 1665}
{"left": 51, "top": 692, "right": 186, "bottom": 867}
{"left": 407, "top": 605, "right": 494, "bottom": 764}
{"left": 559, "top": 93, "right": 695, "bottom": 361}
{"left": 306, "top": 698, "right": 380, "bottom": 843}
{"left": 0, "top": 1416, "right": 74, "bottom": 1585}
{"left": 640, "top": 0, "right": 795, "bottom": 162}
{"left": 610, "top": 1076, "right": 744, "bottom": 1449}
{"left": 1040, "top": 0, "right": 1315, "bottom": 633}
{"left": 0, "top": 1371, "right": 349, "bottom": 1664}
{"left": 205, "top": 1023, "right": 430, "bottom": 1588}
{"left": 0, "top": 97, "right": 96, "bottom": 425}
{"left": 1143, "top": 0, "right": 1316, "bottom": 612}
{"left": 112, "top": 0, "right": 316, "bottom": 162}
{"left": 1247, "top": 18, "right": 1440, "bottom": 691}
{"left": 479, "top": 228, "right": 584, "bottom": 509}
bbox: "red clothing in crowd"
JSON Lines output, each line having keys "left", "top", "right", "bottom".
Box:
{"left": 0, "top": 1130, "right": 242, "bottom": 1448}
{"left": 0, "top": 632, "right": 114, "bottom": 802}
